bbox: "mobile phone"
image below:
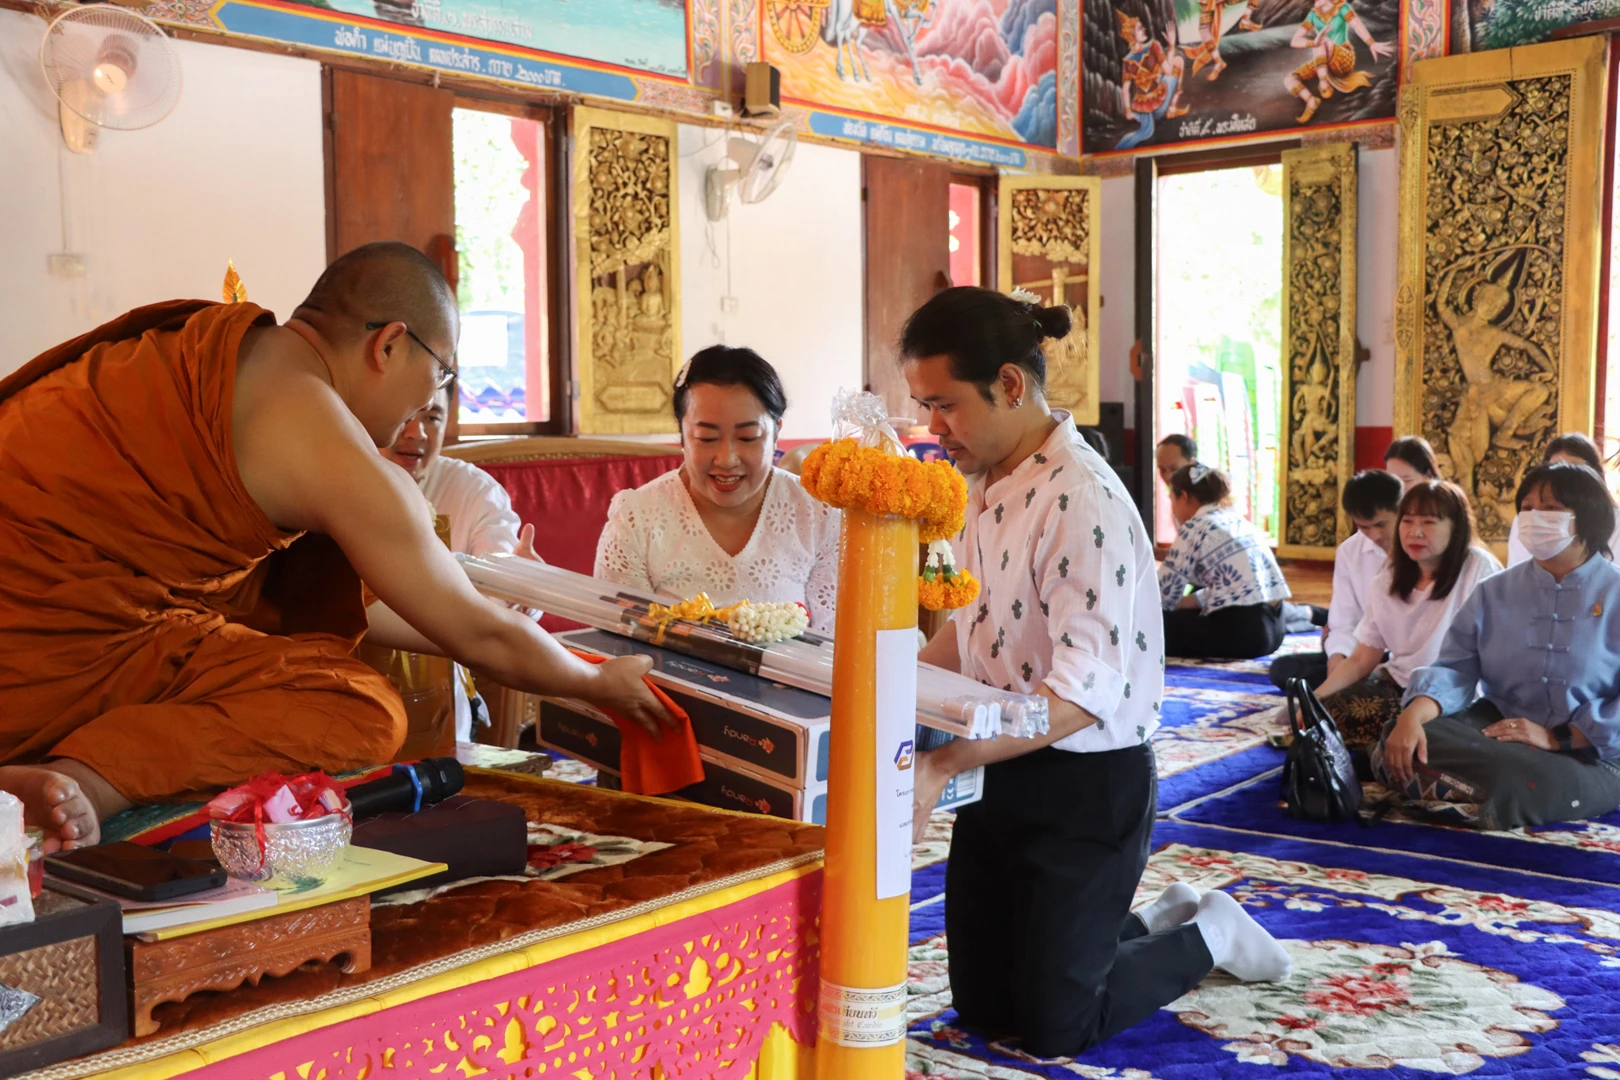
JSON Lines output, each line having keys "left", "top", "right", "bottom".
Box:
{"left": 45, "top": 842, "right": 226, "bottom": 903}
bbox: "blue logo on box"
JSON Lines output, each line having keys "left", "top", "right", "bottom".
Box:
{"left": 894, "top": 740, "right": 914, "bottom": 771}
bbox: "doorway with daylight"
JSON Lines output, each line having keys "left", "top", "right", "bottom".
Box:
{"left": 1147, "top": 152, "right": 1288, "bottom": 546}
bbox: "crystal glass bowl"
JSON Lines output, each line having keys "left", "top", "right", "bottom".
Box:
{"left": 211, "top": 807, "right": 351, "bottom": 891}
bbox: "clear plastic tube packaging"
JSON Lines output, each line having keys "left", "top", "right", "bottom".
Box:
{"left": 457, "top": 554, "right": 1046, "bottom": 740}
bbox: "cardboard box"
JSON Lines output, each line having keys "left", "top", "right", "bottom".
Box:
{"left": 560, "top": 629, "right": 830, "bottom": 787}
{"left": 538, "top": 699, "right": 983, "bottom": 826}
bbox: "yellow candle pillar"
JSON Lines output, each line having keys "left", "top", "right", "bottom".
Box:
{"left": 816, "top": 506, "right": 917, "bottom": 1079}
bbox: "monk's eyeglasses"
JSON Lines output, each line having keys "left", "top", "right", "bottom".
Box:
{"left": 366, "top": 321, "right": 457, "bottom": 390}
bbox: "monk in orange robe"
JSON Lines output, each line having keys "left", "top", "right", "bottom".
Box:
{"left": 0, "top": 242, "right": 673, "bottom": 850}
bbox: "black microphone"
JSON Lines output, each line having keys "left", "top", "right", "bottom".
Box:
{"left": 346, "top": 757, "right": 465, "bottom": 819}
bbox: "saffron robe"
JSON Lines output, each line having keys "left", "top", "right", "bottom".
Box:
{"left": 0, "top": 301, "right": 406, "bottom": 802}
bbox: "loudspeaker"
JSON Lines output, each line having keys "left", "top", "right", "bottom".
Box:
{"left": 743, "top": 62, "right": 780, "bottom": 118}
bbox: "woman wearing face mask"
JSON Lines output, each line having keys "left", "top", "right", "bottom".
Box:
{"left": 1376, "top": 462, "right": 1620, "bottom": 828}
{"left": 1308, "top": 481, "right": 1499, "bottom": 757}
{"left": 1158, "top": 463, "right": 1294, "bottom": 659}
{"left": 594, "top": 346, "right": 840, "bottom": 631}
{"left": 1505, "top": 432, "right": 1620, "bottom": 567}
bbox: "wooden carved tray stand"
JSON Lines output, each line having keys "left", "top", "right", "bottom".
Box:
{"left": 126, "top": 896, "right": 371, "bottom": 1037}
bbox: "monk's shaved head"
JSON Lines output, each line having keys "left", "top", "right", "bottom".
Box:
{"left": 295, "top": 242, "right": 458, "bottom": 350}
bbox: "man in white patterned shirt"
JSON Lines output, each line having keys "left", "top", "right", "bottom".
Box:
{"left": 902, "top": 287, "right": 1290, "bottom": 1058}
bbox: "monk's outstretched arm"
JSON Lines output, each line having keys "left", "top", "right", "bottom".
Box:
{"left": 236, "top": 381, "right": 677, "bottom": 738}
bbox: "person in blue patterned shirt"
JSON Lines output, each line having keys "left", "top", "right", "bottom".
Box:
{"left": 1158, "top": 464, "right": 1293, "bottom": 659}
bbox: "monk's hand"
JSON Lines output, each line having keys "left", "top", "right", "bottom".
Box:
{"left": 1483, "top": 717, "right": 1554, "bottom": 752}
{"left": 589, "top": 655, "right": 678, "bottom": 740}
{"left": 515, "top": 523, "right": 542, "bottom": 563}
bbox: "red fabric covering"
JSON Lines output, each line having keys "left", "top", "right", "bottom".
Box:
{"left": 567, "top": 649, "right": 703, "bottom": 796}
{"left": 475, "top": 453, "right": 680, "bottom": 632}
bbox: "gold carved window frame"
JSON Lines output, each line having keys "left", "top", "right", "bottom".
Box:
{"left": 1277, "top": 143, "right": 1359, "bottom": 560}
{"left": 997, "top": 175, "right": 1102, "bottom": 427}
{"left": 1394, "top": 36, "right": 1609, "bottom": 542}
{"left": 571, "top": 106, "right": 683, "bottom": 435}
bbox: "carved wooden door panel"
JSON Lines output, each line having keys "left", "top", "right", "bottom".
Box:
{"left": 997, "top": 176, "right": 1101, "bottom": 427}
{"left": 1278, "top": 143, "right": 1358, "bottom": 560}
{"left": 571, "top": 107, "right": 682, "bottom": 435}
{"left": 325, "top": 68, "right": 455, "bottom": 265}
{"left": 862, "top": 156, "right": 952, "bottom": 425}
{"left": 1394, "top": 37, "right": 1609, "bottom": 543}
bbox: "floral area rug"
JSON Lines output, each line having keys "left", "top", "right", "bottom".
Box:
{"left": 1171, "top": 771, "right": 1620, "bottom": 888}
{"left": 905, "top": 817, "right": 1620, "bottom": 1078}
{"left": 1149, "top": 633, "right": 1317, "bottom": 810}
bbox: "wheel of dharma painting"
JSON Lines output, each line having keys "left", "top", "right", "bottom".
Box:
{"left": 767, "top": 0, "right": 825, "bottom": 53}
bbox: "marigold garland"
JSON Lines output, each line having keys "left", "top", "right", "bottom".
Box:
{"left": 800, "top": 439, "right": 967, "bottom": 543}
{"left": 918, "top": 567, "right": 979, "bottom": 611}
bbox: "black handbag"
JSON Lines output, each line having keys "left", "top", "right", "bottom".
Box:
{"left": 1279, "top": 677, "right": 1366, "bottom": 824}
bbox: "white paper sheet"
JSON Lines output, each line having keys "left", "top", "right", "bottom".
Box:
{"left": 874, "top": 628, "right": 918, "bottom": 900}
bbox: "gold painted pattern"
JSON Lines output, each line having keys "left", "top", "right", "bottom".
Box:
{"left": 1279, "top": 143, "right": 1358, "bottom": 558}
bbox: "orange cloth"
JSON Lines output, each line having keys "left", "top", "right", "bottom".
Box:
{"left": 567, "top": 650, "right": 703, "bottom": 796}
{"left": 0, "top": 301, "right": 406, "bottom": 803}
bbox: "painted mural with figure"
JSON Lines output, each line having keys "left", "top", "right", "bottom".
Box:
{"left": 1082, "top": 0, "right": 1398, "bottom": 154}
{"left": 1452, "top": 0, "right": 1620, "bottom": 52}
{"left": 763, "top": 0, "right": 1059, "bottom": 148}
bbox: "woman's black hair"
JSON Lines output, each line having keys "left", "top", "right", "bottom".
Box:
{"left": 1542, "top": 431, "right": 1604, "bottom": 472}
{"left": 672, "top": 345, "right": 788, "bottom": 427}
{"left": 1342, "top": 469, "right": 1403, "bottom": 520}
{"left": 1515, "top": 462, "right": 1615, "bottom": 560}
{"left": 1389, "top": 480, "right": 1477, "bottom": 601}
{"left": 898, "top": 286, "right": 1072, "bottom": 403}
{"left": 1168, "top": 463, "right": 1231, "bottom": 506}
{"left": 1384, "top": 435, "right": 1441, "bottom": 479}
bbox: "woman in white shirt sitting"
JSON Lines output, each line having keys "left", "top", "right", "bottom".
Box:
{"left": 1158, "top": 464, "right": 1293, "bottom": 659}
{"left": 594, "top": 346, "right": 840, "bottom": 631}
{"left": 1505, "top": 432, "right": 1620, "bottom": 566}
{"left": 1309, "top": 480, "right": 1500, "bottom": 753}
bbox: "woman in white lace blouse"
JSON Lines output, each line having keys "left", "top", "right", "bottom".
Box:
{"left": 594, "top": 346, "right": 840, "bottom": 631}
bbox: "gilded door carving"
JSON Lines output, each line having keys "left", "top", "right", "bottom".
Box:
{"left": 1278, "top": 143, "right": 1358, "bottom": 560}
{"left": 1394, "top": 37, "right": 1608, "bottom": 541}
{"left": 572, "top": 107, "right": 682, "bottom": 435}
{"left": 998, "top": 176, "right": 1102, "bottom": 426}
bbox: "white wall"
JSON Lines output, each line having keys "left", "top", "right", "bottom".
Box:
{"left": 0, "top": 12, "right": 327, "bottom": 375}
{"left": 676, "top": 124, "right": 863, "bottom": 440}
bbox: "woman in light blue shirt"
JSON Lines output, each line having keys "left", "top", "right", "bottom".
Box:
{"left": 1375, "top": 462, "right": 1620, "bottom": 829}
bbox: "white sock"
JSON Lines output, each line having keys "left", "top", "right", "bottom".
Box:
{"left": 1136, "top": 882, "right": 1200, "bottom": 934}
{"left": 1193, "top": 891, "right": 1293, "bottom": 983}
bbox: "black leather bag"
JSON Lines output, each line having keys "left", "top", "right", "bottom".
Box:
{"left": 1279, "top": 677, "right": 1366, "bottom": 824}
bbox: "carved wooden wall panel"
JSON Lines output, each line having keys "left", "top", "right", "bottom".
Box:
{"left": 1394, "top": 37, "right": 1608, "bottom": 542}
{"left": 1278, "top": 143, "right": 1358, "bottom": 560}
{"left": 998, "top": 176, "right": 1102, "bottom": 426}
{"left": 571, "top": 107, "right": 682, "bottom": 435}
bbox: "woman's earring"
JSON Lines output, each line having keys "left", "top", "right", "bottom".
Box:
{"left": 1011, "top": 397, "right": 1023, "bottom": 410}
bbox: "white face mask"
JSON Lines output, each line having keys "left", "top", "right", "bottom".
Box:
{"left": 1518, "top": 509, "right": 1577, "bottom": 561}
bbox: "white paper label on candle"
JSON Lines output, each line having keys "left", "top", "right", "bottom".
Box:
{"left": 818, "top": 979, "right": 908, "bottom": 1047}
{"left": 874, "top": 628, "right": 918, "bottom": 901}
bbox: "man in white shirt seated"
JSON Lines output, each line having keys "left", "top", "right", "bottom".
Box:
{"left": 378, "top": 385, "right": 543, "bottom": 739}
{"left": 1269, "top": 469, "right": 1402, "bottom": 690}
{"left": 903, "top": 287, "right": 1290, "bottom": 1058}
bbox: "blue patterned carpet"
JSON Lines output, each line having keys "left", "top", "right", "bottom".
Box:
{"left": 903, "top": 639, "right": 1620, "bottom": 1079}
